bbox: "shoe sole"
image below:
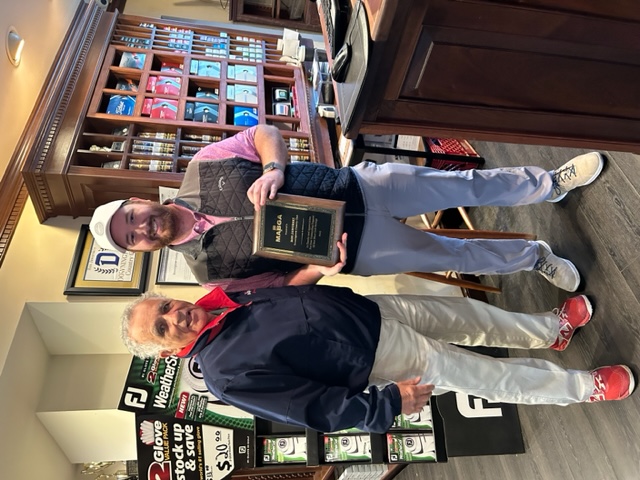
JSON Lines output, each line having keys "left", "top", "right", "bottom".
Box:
{"left": 547, "top": 152, "right": 605, "bottom": 203}
{"left": 537, "top": 240, "right": 581, "bottom": 292}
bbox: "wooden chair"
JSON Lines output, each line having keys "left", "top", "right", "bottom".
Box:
{"left": 405, "top": 207, "right": 537, "bottom": 294}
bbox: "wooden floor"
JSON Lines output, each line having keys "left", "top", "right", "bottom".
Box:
{"left": 397, "top": 143, "right": 640, "bottom": 480}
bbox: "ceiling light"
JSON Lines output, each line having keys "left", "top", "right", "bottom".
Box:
{"left": 6, "top": 27, "right": 25, "bottom": 67}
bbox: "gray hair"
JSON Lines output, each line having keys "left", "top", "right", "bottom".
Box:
{"left": 121, "top": 291, "right": 169, "bottom": 359}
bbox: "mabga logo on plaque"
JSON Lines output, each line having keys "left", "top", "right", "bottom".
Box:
{"left": 136, "top": 414, "right": 253, "bottom": 480}
{"left": 253, "top": 194, "right": 346, "bottom": 266}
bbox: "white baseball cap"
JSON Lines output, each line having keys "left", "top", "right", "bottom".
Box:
{"left": 89, "top": 199, "right": 126, "bottom": 252}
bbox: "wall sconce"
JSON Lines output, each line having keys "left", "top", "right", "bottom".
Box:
{"left": 6, "top": 27, "right": 25, "bottom": 67}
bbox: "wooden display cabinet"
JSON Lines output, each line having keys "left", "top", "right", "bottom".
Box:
{"left": 22, "top": 10, "right": 317, "bottom": 221}
{"left": 319, "top": 0, "right": 640, "bottom": 152}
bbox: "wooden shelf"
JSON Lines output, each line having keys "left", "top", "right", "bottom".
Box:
{"left": 21, "top": 12, "right": 324, "bottom": 219}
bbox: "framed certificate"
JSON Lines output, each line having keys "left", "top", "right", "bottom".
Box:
{"left": 253, "top": 194, "right": 345, "bottom": 266}
{"left": 64, "top": 224, "right": 150, "bottom": 296}
{"left": 155, "top": 247, "right": 199, "bottom": 285}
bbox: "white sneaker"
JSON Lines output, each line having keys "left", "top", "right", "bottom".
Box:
{"left": 534, "top": 241, "right": 580, "bottom": 292}
{"left": 547, "top": 152, "right": 605, "bottom": 203}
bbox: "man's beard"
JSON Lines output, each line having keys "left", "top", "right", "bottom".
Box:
{"left": 149, "top": 204, "right": 178, "bottom": 247}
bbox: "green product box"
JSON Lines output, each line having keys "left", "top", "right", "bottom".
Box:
{"left": 391, "top": 404, "right": 433, "bottom": 430}
{"left": 387, "top": 433, "right": 437, "bottom": 463}
{"left": 262, "top": 437, "right": 307, "bottom": 464}
{"left": 324, "top": 435, "right": 372, "bottom": 463}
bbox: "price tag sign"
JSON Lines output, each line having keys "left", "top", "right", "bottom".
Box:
{"left": 135, "top": 415, "right": 254, "bottom": 480}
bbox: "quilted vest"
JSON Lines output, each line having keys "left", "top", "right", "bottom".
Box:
{"left": 170, "top": 158, "right": 365, "bottom": 283}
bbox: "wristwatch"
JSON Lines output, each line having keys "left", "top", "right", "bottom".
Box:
{"left": 263, "top": 162, "right": 284, "bottom": 174}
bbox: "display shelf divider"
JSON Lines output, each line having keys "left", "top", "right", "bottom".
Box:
{"left": 430, "top": 396, "right": 449, "bottom": 462}
{"left": 369, "top": 434, "right": 386, "bottom": 464}
{"left": 306, "top": 429, "right": 321, "bottom": 466}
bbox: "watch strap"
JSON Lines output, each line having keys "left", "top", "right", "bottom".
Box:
{"left": 263, "top": 162, "right": 284, "bottom": 174}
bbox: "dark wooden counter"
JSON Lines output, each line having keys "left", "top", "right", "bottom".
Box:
{"left": 317, "top": 0, "right": 640, "bottom": 153}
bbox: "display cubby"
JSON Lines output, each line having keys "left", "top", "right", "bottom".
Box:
{"left": 83, "top": 16, "right": 313, "bottom": 178}
{"left": 252, "top": 400, "right": 448, "bottom": 470}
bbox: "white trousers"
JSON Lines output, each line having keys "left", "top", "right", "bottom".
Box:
{"left": 351, "top": 162, "right": 554, "bottom": 276}
{"left": 367, "top": 294, "right": 594, "bottom": 405}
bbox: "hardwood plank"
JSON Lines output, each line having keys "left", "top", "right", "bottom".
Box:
{"left": 392, "top": 142, "right": 640, "bottom": 480}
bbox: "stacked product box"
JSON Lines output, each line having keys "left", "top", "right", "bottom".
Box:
{"left": 336, "top": 464, "right": 388, "bottom": 480}
{"left": 386, "top": 403, "right": 437, "bottom": 463}
{"left": 261, "top": 437, "right": 307, "bottom": 464}
{"left": 106, "top": 95, "right": 135, "bottom": 116}
{"left": 324, "top": 434, "right": 372, "bottom": 463}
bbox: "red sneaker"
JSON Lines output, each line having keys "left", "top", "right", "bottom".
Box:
{"left": 588, "top": 365, "right": 635, "bottom": 402}
{"left": 550, "top": 295, "right": 593, "bottom": 351}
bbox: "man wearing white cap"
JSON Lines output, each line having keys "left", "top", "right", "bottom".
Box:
{"left": 90, "top": 125, "right": 605, "bottom": 292}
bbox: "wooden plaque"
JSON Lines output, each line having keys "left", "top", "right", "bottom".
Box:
{"left": 253, "top": 194, "right": 345, "bottom": 266}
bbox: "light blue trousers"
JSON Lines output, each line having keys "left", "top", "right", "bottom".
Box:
{"left": 350, "top": 162, "right": 554, "bottom": 276}
{"left": 367, "top": 294, "right": 593, "bottom": 405}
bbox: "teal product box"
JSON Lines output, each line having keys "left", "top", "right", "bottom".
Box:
{"left": 198, "top": 60, "right": 221, "bottom": 78}
{"left": 236, "top": 65, "right": 257, "bottom": 82}
{"left": 196, "top": 87, "right": 219, "bottom": 99}
{"left": 235, "top": 85, "right": 258, "bottom": 104}
{"left": 324, "top": 435, "right": 372, "bottom": 463}
{"left": 185, "top": 102, "right": 195, "bottom": 121}
{"left": 106, "top": 95, "right": 135, "bottom": 116}
{"left": 194, "top": 103, "right": 218, "bottom": 123}
{"left": 119, "top": 51, "right": 146, "bottom": 69}
{"left": 233, "top": 106, "right": 258, "bottom": 126}
{"left": 387, "top": 433, "right": 437, "bottom": 463}
{"left": 262, "top": 437, "right": 307, "bottom": 464}
{"left": 391, "top": 404, "right": 433, "bottom": 430}
{"left": 190, "top": 59, "right": 199, "bottom": 75}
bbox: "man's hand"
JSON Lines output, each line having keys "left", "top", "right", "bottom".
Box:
{"left": 283, "top": 233, "right": 348, "bottom": 285}
{"left": 247, "top": 169, "right": 285, "bottom": 208}
{"left": 315, "top": 232, "right": 348, "bottom": 277}
{"left": 397, "top": 377, "right": 434, "bottom": 414}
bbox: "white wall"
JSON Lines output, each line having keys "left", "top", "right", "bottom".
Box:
{"left": 39, "top": 354, "right": 133, "bottom": 412}
{"left": 0, "top": 0, "right": 82, "bottom": 172}
{"left": 37, "top": 409, "right": 137, "bottom": 463}
{"left": 0, "top": 309, "right": 76, "bottom": 480}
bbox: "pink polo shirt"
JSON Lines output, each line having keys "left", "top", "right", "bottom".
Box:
{"left": 172, "top": 126, "right": 290, "bottom": 292}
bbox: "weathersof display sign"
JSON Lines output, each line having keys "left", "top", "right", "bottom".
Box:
{"left": 119, "top": 355, "right": 253, "bottom": 431}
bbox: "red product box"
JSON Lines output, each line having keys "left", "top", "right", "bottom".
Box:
{"left": 155, "top": 76, "right": 181, "bottom": 96}
{"left": 160, "top": 61, "right": 184, "bottom": 74}
{"left": 146, "top": 75, "right": 157, "bottom": 93}
{"left": 150, "top": 99, "right": 178, "bottom": 120}
{"left": 142, "top": 98, "right": 153, "bottom": 116}
{"left": 426, "top": 138, "right": 479, "bottom": 157}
